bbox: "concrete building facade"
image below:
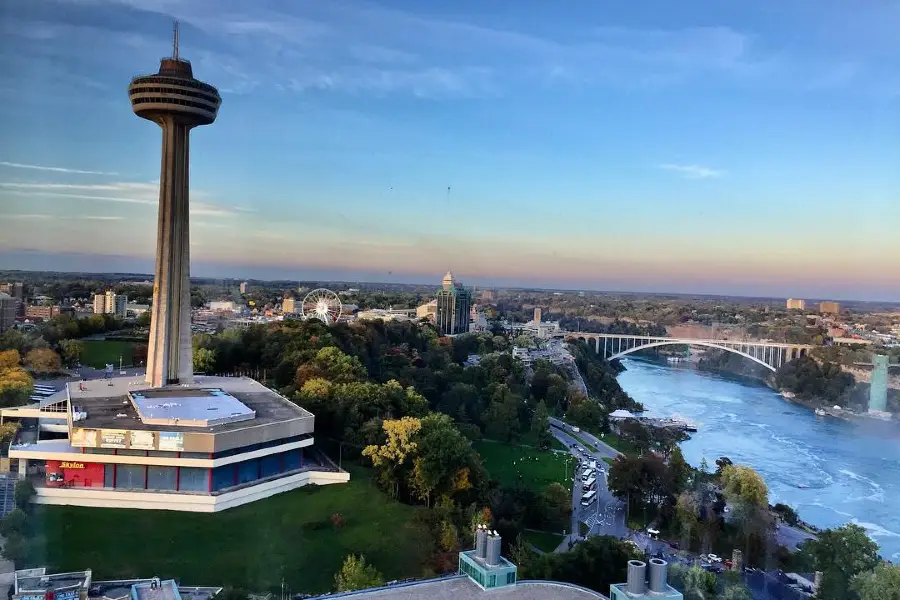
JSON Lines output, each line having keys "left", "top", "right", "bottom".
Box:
{"left": 786, "top": 298, "right": 806, "bottom": 310}
{"left": 818, "top": 301, "right": 841, "bottom": 314}
{"left": 129, "top": 24, "right": 221, "bottom": 387}
{"left": 0, "top": 292, "right": 16, "bottom": 333}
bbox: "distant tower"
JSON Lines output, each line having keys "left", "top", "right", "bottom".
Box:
{"left": 869, "top": 355, "right": 889, "bottom": 413}
{"left": 129, "top": 22, "right": 221, "bottom": 387}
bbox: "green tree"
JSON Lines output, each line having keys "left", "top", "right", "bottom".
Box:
{"left": 14, "top": 479, "right": 35, "bottom": 512}
{"left": 852, "top": 563, "right": 900, "bottom": 600}
{"left": 540, "top": 482, "right": 572, "bottom": 528}
{"left": 193, "top": 347, "right": 217, "bottom": 374}
{"left": 668, "top": 446, "right": 691, "bottom": 495}
{"left": 680, "top": 565, "right": 717, "bottom": 600}
{"left": 296, "top": 346, "right": 367, "bottom": 387}
{"left": 409, "top": 414, "right": 477, "bottom": 506}
{"left": 483, "top": 384, "right": 521, "bottom": 442}
{"left": 530, "top": 401, "right": 552, "bottom": 450}
{"left": 334, "top": 554, "right": 384, "bottom": 592}
{"left": 58, "top": 339, "right": 84, "bottom": 367}
{"left": 800, "top": 524, "right": 880, "bottom": 600}
{"left": 721, "top": 583, "right": 753, "bottom": 600}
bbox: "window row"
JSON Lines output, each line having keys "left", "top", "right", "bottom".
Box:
{"left": 131, "top": 96, "right": 216, "bottom": 113}
{"left": 131, "top": 75, "right": 218, "bottom": 94}
{"left": 130, "top": 85, "right": 219, "bottom": 104}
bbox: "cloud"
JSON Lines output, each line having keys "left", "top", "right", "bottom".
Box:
{"left": 658, "top": 163, "right": 725, "bottom": 179}
{"left": 1, "top": 179, "right": 244, "bottom": 216}
{"left": 6, "top": 213, "right": 54, "bottom": 220}
{"left": 0, "top": 161, "right": 118, "bottom": 176}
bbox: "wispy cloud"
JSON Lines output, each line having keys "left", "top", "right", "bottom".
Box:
{"left": 1, "top": 179, "right": 245, "bottom": 216}
{"left": 0, "top": 161, "right": 118, "bottom": 176}
{"left": 658, "top": 163, "right": 725, "bottom": 179}
{"left": 6, "top": 213, "right": 54, "bottom": 220}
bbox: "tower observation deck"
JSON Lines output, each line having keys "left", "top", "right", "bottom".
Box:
{"left": 129, "top": 22, "right": 221, "bottom": 387}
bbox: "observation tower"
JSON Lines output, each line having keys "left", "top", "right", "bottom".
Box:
{"left": 129, "top": 22, "right": 221, "bottom": 387}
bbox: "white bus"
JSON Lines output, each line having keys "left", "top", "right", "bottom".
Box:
{"left": 581, "top": 468, "right": 594, "bottom": 481}
{"left": 580, "top": 490, "right": 597, "bottom": 506}
{"left": 582, "top": 476, "right": 596, "bottom": 491}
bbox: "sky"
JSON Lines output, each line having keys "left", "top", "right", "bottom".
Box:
{"left": 0, "top": 0, "right": 898, "bottom": 300}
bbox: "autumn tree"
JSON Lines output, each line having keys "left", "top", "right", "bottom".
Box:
{"left": 0, "top": 350, "right": 32, "bottom": 408}
{"left": 334, "top": 554, "right": 384, "bottom": 592}
{"left": 25, "top": 348, "right": 61, "bottom": 375}
{"left": 193, "top": 347, "right": 216, "bottom": 374}
{"left": 363, "top": 416, "right": 421, "bottom": 498}
{"left": 720, "top": 464, "right": 770, "bottom": 558}
{"left": 296, "top": 346, "right": 367, "bottom": 387}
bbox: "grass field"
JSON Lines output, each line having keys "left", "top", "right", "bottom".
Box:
{"left": 80, "top": 340, "right": 137, "bottom": 368}
{"left": 25, "top": 467, "right": 428, "bottom": 594}
{"left": 473, "top": 440, "right": 574, "bottom": 493}
{"left": 522, "top": 530, "right": 565, "bottom": 553}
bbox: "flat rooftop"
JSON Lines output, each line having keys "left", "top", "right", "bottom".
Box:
{"left": 132, "top": 579, "right": 181, "bottom": 600}
{"left": 68, "top": 375, "right": 312, "bottom": 434}
{"left": 15, "top": 568, "right": 90, "bottom": 593}
{"left": 130, "top": 388, "right": 256, "bottom": 427}
{"left": 315, "top": 576, "right": 607, "bottom": 600}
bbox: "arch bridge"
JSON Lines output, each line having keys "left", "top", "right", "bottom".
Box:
{"left": 557, "top": 333, "right": 813, "bottom": 372}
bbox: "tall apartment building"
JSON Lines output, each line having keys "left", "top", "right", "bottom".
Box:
{"left": 239, "top": 281, "right": 249, "bottom": 294}
{"left": 94, "top": 291, "right": 127, "bottom": 317}
{"left": 435, "top": 270, "right": 473, "bottom": 336}
{"left": 818, "top": 301, "right": 840, "bottom": 314}
{"left": 0, "top": 293, "right": 16, "bottom": 332}
{"left": 786, "top": 298, "right": 806, "bottom": 310}
{"left": 533, "top": 307, "right": 542, "bottom": 324}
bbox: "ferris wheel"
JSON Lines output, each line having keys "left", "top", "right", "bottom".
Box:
{"left": 301, "top": 288, "right": 342, "bottom": 324}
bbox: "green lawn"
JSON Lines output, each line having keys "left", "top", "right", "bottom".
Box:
{"left": 80, "top": 340, "right": 137, "bottom": 368}
{"left": 24, "top": 467, "right": 428, "bottom": 594}
{"left": 473, "top": 440, "right": 574, "bottom": 493}
{"left": 522, "top": 530, "right": 565, "bottom": 553}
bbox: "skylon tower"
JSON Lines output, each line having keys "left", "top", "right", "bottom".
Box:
{"left": 128, "top": 23, "right": 221, "bottom": 387}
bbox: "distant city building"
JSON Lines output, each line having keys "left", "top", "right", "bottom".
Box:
{"left": 0, "top": 282, "right": 24, "bottom": 317}
{"left": 534, "top": 307, "right": 542, "bottom": 324}
{"left": 786, "top": 298, "right": 806, "bottom": 310}
{"left": 0, "top": 293, "right": 16, "bottom": 332}
{"left": 208, "top": 300, "right": 238, "bottom": 312}
{"left": 435, "top": 271, "right": 473, "bottom": 336}
{"left": 24, "top": 305, "right": 70, "bottom": 320}
{"left": 126, "top": 303, "right": 150, "bottom": 317}
{"left": 869, "top": 355, "right": 889, "bottom": 414}
{"left": 282, "top": 297, "right": 299, "bottom": 314}
{"left": 239, "top": 281, "right": 249, "bottom": 294}
{"left": 356, "top": 308, "right": 416, "bottom": 322}
{"left": 94, "top": 291, "right": 127, "bottom": 317}
{"left": 818, "top": 301, "right": 840, "bottom": 314}
{"left": 480, "top": 289, "right": 496, "bottom": 302}
{"left": 416, "top": 298, "right": 438, "bottom": 320}
{"left": 93, "top": 293, "right": 106, "bottom": 315}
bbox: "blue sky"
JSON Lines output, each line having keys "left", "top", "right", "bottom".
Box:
{"left": 1, "top": 0, "right": 898, "bottom": 300}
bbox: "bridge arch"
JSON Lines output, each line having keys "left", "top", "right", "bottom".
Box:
{"left": 606, "top": 340, "right": 777, "bottom": 372}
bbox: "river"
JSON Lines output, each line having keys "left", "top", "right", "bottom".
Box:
{"left": 617, "top": 358, "right": 900, "bottom": 561}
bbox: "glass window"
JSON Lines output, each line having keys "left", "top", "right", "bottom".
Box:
{"left": 115, "top": 464, "right": 145, "bottom": 489}
{"left": 146, "top": 466, "right": 177, "bottom": 491}
{"left": 237, "top": 459, "right": 258, "bottom": 484}
{"left": 260, "top": 454, "right": 281, "bottom": 478}
{"left": 178, "top": 467, "right": 208, "bottom": 493}
{"left": 104, "top": 464, "right": 114, "bottom": 488}
{"left": 211, "top": 465, "right": 235, "bottom": 491}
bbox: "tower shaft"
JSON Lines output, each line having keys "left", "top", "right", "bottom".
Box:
{"left": 146, "top": 117, "right": 193, "bottom": 386}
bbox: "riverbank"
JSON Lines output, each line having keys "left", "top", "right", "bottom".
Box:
{"left": 615, "top": 358, "right": 900, "bottom": 562}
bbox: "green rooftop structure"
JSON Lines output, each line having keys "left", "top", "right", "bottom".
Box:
{"left": 458, "top": 526, "right": 517, "bottom": 590}
{"left": 610, "top": 559, "right": 683, "bottom": 600}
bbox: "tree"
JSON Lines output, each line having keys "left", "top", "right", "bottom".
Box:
{"left": 530, "top": 401, "right": 552, "bottom": 450}
{"left": 193, "top": 347, "right": 216, "bottom": 374}
{"left": 521, "top": 535, "right": 641, "bottom": 594}
{"left": 296, "top": 346, "right": 367, "bottom": 387}
{"left": 852, "top": 563, "right": 900, "bottom": 600}
{"left": 334, "top": 554, "right": 384, "bottom": 592}
{"left": 0, "top": 350, "right": 32, "bottom": 408}
{"left": 668, "top": 446, "right": 691, "bottom": 495}
{"left": 212, "top": 588, "right": 249, "bottom": 600}
{"left": 483, "top": 385, "right": 521, "bottom": 443}
{"left": 800, "top": 524, "right": 880, "bottom": 600}
{"left": 14, "top": 480, "right": 35, "bottom": 512}
{"left": 720, "top": 464, "right": 767, "bottom": 508}
{"left": 721, "top": 583, "right": 753, "bottom": 600}
{"left": 409, "top": 414, "right": 477, "bottom": 506}
{"left": 25, "top": 348, "right": 61, "bottom": 375}
{"left": 58, "top": 339, "right": 84, "bottom": 367}
{"left": 680, "top": 565, "right": 716, "bottom": 600}
{"left": 540, "top": 482, "right": 572, "bottom": 528}
{"left": 362, "top": 416, "right": 421, "bottom": 498}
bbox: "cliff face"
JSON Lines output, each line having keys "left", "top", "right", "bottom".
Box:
{"left": 842, "top": 366, "right": 900, "bottom": 390}
{"left": 696, "top": 348, "right": 773, "bottom": 385}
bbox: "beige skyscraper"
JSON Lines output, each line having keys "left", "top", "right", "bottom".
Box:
{"left": 786, "top": 298, "right": 806, "bottom": 310}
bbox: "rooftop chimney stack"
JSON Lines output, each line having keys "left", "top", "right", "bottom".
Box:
{"left": 475, "top": 525, "right": 488, "bottom": 560}
{"left": 485, "top": 531, "right": 501, "bottom": 566}
{"left": 626, "top": 560, "right": 647, "bottom": 596}
{"left": 648, "top": 558, "right": 668, "bottom": 593}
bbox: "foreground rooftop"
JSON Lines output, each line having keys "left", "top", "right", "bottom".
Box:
{"left": 313, "top": 576, "right": 607, "bottom": 600}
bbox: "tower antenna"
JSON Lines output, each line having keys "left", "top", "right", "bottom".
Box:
{"left": 173, "top": 20, "right": 179, "bottom": 60}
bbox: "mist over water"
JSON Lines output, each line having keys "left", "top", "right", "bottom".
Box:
{"left": 617, "top": 358, "right": 900, "bottom": 561}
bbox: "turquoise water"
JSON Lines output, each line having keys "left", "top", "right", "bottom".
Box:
{"left": 617, "top": 358, "right": 900, "bottom": 561}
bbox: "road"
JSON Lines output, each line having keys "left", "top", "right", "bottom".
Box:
{"left": 548, "top": 419, "right": 629, "bottom": 543}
